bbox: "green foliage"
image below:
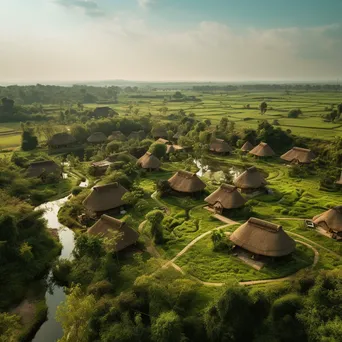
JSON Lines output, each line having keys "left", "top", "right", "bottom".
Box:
{"left": 21, "top": 128, "right": 38, "bottom": 151}
{"left": 149, "top": 143, "right": 167, "bottom": 159}
{"left": 0, "top": 313, "right": 21, "bottom": 342}
{"left": 151, "top": 311, "right": 182, "bottom": 342}
{"left": 288, "top": 108, "right": 302, "bottom": 118}
{"left": 106, "top": 141, "right": 120, "bottom": 154}
{"left": 259, "top": 101, "right": 268, "bottom": 114}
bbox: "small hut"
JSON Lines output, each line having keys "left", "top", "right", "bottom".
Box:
{"left": 108, "top": 131, "right": 126, "bottom": 142}
{"left": 26, "top": 160, "right": 61, "bottom": 179}
{"left": 90, "top": 160, "right": 112, "bottom": 176}
{"left": 90, "top": 107, "right": 117, "bottom": 119}
{"left": 127, "top": 130, "right": 146, "bottom": 141}
{"left": 241, "top": 141, "right": 254, "bottom": 152}
{"left": 168, "top": 170, "right": 206, "bottom": 194}
{"left": 136, "top": 152, "right": 161, "bottom": 171}
{"left": 249, "top": 142, "right": 275, "bottom": 158}
{"left": 205, "top": 184, "right": 246, "bottom": 214}
{"left": 83, "top": 183, "right": 128, "bottom": 214}
{"left": 280, "top": 147, "right": 315, "bottom": 164}
{"left": 87, "top": 132, "right": 107, "bottom": 144}
{"left": 313, "top": 206, "right": 342, "bottom": 236}
{"left": 336, "top": 171, "right": 342, "bottom": 185}
{"left": 234, "top": 166, "right": 267, "bottom": 193}
{"left": 230, "top": 217, "right": 296, "bottom": 257}
{"left": 88, "top": 215, "right": 139, "bottom": 252}
{"left": 151, "top": 127, "right": 168, "bottom": 139}
{"left": 209, "top": 138, "right": 232, "bottom": 154}
{"left": 48, "top": 132, "right": 76, "bottom": 148}
{"left": 156, "top": 138, "right": 170, "bottom": 145}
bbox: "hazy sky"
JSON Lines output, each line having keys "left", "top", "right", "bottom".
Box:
{"left": 1, "top": 0, "right": 342, "bottom": 83}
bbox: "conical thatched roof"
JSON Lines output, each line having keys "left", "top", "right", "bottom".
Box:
{"left": 156, "top": 138, "right": 170, "bottom": 144}
{"left": 234, "top": 166, "right": 267, "bottom": 190}
{"left": 48, "top": 132, "right": 76, "bottom": 147}
{"left": 151, "top": 127, "right": 168, "bottom": 138}
{"left": 127, "top": 130, "right": 146, "bottom": 140}
{"left": 108, "top": 131, "right": 126, "bottom": 141}
{"left": 249, "top": 142, "right": 275, "bottom": 157}
{"left": 313, "top": 206, "right": 342, "bottom": 232}
{"left": 209, "top": 138, "right": 232, "bottom": 153}
{"left": 166, "top": 145, "right": 175, "bottom": 154}
{"left": 87, "top": 132, "right": 107, "bottom": 143}
{"left": 241, "top": 141, "right": 254, "bottom": 152}
{"left": 88, "top": 215, "right": 139, "bottom": 252}
{"left": 336, "top": 171, "right": 342, "bottom": 185}
{"left": 136, "top": 152, "right": 161, "bottom": 169}
{"left": 205, "top": 184, "right": 246, "bottom": 209}
{"left": 26, "top": 160, "right": 61, "bottom": 178}
{"left": 280, "top": 147, "right": 315, "bottom": 164}
{"left": 230, "top": 217, "right": 296, "bottom": 257}
{"left": 168, "top": 170, "right": 206, "bottom": 193}
{"left": 83, "top": 183, "right": 128, "bottom": 212}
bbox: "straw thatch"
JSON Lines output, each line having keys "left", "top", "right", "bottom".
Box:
{"left": 88, "top": 215, "right": 139, "bottom": 252}
{"left": 91, "top": 160, "right": 112, "bottom": 168}
{"left": 26, "top": 160, "right": 61, "bottom": 178}
{"left": 241, "top": 141, "right": 254, "bottom": 152}
{"left": 151, "top": 127, "right": 168, "bottom": 138}
{"left": 127, "top": 130, "right": 146, "bottom": 140}
{"left": 313, "top": 206, "right": 342, "bottom": 233}
{"left": 48, "top": 132, "right": 76, "bottom": 147}
{"left": 83, "top": 183, "right": 128, "bottom": 213}
{"left": 234, "top": 166, "right": 267, "bottom": 190}
{"left": 136, "top": 152, "right": 161, "bottom": 170}
{"left": 172, "top": 144, "right": 184, "bottom": 151}
{"left": 166, "top": 145, "right": 175, "bottom": 154}
{"left": 209, "top": 138, "right": 232, "bottom": 154}
{"left": 156, "top": 138, "right": 170, "bottom": 145}
{"left": 205, "top": 184, "right": 246, "bottom": 210}
{"left": 230, "top": 217, "right": 296, "bottom": 257}
{"left": 87, "top": 132, "right": 107, "bottom": 143}
{"left": 168, "top": 170, "right": 206, "bottom": 193}
{"left": 108, "top": 131, "right": 126, "bottom": 141}
{"left": 249, "top": 142, "right": 275, "bottom": 157}
{"left": 281, "top": 147, "right": 315, "bottom": 164}
{"left": 336, "top": 171, "right": 342, "bottom": 185}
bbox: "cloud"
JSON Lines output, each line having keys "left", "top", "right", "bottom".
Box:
{"left": 137, "top": 0, "right": 154, "bottom": 9}
{"left": 55, "top": 0, "right": 105, "bottom": 17}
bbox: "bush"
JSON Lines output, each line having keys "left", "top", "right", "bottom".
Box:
{"left": 88, "top": 280, "right": 113, "bottom": 298}
{"left": 288, "top": 109, "right": 302, "bottom": 118}
{"left": 271, "top": 293, "right": 303, "bottom": 321}
{"left": 71, "top": 187, "right": 82, "bottom": 196}
{"left": 106, "top": 141, "right": 120, "bottom": 153}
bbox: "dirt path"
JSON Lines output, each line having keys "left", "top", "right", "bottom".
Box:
{"left": 151, "top": 191, "right": 171, "bottom": 215}
{"left": 138, "top": 220, "right": 161, "bottom": 258}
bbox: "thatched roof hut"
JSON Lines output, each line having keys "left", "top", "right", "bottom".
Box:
{"left": 280, "top": 147, "right": 315, "bottom": 164}
{"left": 127, "top": 130, "right": 146, "bottom": 140}
{"left": 151, "top": 127, "right": 168, "bottom": 139}
{"left": 205, "top": 184, "right": 246, "bottom": 211}
{"left": 209, "top": 138, "right": 232, "bottom": 154}
{"left": 83, "top": 183, "right": 128, "bottom": 213}
{"left": 249, "top": 142, "right": 275, "bottom": 157}
{"left": 234, "top": 166, "right": 267, "bottom": 191}
{"left": 168, "top": 170, "right": 206, "bottom": 193}
{"left": 230, "top": 217, "right": 296, "bottom": 257}
{"left": 241, "top": 141, "right": 254, "bottom": 152}
{"left": 136, "top": 152, "right": 161, "bottom": 170}
{"left": 26, "top": 160, "right": 61, "bottom": 178}
{"left": 166, "top": 145, "right": 175, "bottom": 154}
{"left": 87, "top": 132, "right": 107, "bottom": 144}
{"left": 156, "top": 138, "right": 170, "bottom": 145}
{"left": 48, "top": 132, "right": 76, "bottom": 148}
{"left": 90, "top": 160, "right": 112, "bottom": 175}
{"left": 90, "top": 107, "right": 117, "bottom": 118}
{"left": 313, "top": 206, "right": 342, "bottom": 233}
{"left": 88, "top": 215, "right": 139, "bottom": 252}
{"left": 108, "top": 131, "right": 126, "bottom": 141}
{"left": 336, "top": 171, "right": 342, "bottom": 185}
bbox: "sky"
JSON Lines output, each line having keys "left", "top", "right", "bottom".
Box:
{"left": 0, "top": 0, "right": 342, "bottom": 83}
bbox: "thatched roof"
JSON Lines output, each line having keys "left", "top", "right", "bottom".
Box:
{"left": 205, "top": 184, "right": 246, "bottom": 209}
{"left": 249, "top": 142, "right": 275, "bottom": 157}
{"left": 127, "top": 130, "right": 146, "bottom": 140}
{"left": 166, "top": 145, "right": 175, "bottom": 154}
{"left": 87, "top": 132, "right": 107, "bottom": 143}
{"left": 26, "top": 160, "right": 61, "bottom": 178}
{"left": 313, "top": 206, "right": 342, "bottom": 232}
{"left": 88, "top": 215, "right": 139, "bottom": 252}
{"left": 152, "top": 127, "right": 168, "bottom": 138}
{"left": 83, "top": 183, "right": 128, "bottom": 212}
{"left": 48, "top": 132, "right": 76, "bottom": 147}
{"left": 172, "top": 144, "right": 184, "bottom": 151}
{"left": 136, "top": 152, "right": 161, "bottom": 169}
{"left": 230, "top": 217, "right": 296, "bottom": 257}
{"left": 209, "top": 138, "right": 232, "bottom": 153}
{"left": 234, "top": 166, "right": 267, "bottom": 190}
{"left": 156, "top": 138, "right": 170, "bottom": 145}
{"left": 280, "top": 147, "right": 315, "bottom": 164}
{"left": 241, "top": 141, "right": 254, "bottom": 152}
{"left": 91, "top": 107, "right": 116, "bottom": 118}
{"left": 108, "top": 131, "right": 126, "bottom": 141}
{"left": 336, "top": 171, "right": 342, "bottom": 185}
{"left": 91, "top": 160, "right": 112, "bottom": 168}
{"left": 168, "top": 170, "right": 206, "bottom": 193}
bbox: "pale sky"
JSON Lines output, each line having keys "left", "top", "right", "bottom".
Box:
{"left": 0, "top": 0, "right": 342, "bottom": 83}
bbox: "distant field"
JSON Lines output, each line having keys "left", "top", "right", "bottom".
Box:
{"left": 1, "top": 90, "right": 341, "bottom": 149}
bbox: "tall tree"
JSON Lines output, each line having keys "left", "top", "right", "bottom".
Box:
{"left": 259, "top": 101, "right": 268, "bottom": 114}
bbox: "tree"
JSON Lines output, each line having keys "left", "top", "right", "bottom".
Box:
{"left": 288, "top": 109, "right": 302, "bottom": 118}
{"left": 260, "top": 101, "right": 268, "bottom": 114}
{"left": 146, "top": 210, "right": 164, "bottom": 244}
{"left": 56, "top": 285, "right": 96, "bottom": 342}
{"left": 219, "top": 117, "right": 229, "bottom": 131}
{"left": 71, "top": 124, "right": 88, "bottom": 142}
{"left": 149, "top": 143, "right": 167, "bottom": 159}
{"left": 173, "top": 91, "right": 184, "bottom": 99}
{"left": 337, "top": 103, "right": 342, "bottom": 115}
{"left": 204, "top": 119, "right": 211, "bottom": 126}
{"left": 0, "top": 313, "right": 20, "bottom": 342}
{"left": 211, "top": 229, "right": 225, "bottom": 251}
{"left": 106, "top": 141, "right": 120, "bottom": 154}
{"left": 151, "top": 311, "right": 182, "bottom": 342}
{"left": 21, "top": 129, "right": 38, "bottom": 151}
